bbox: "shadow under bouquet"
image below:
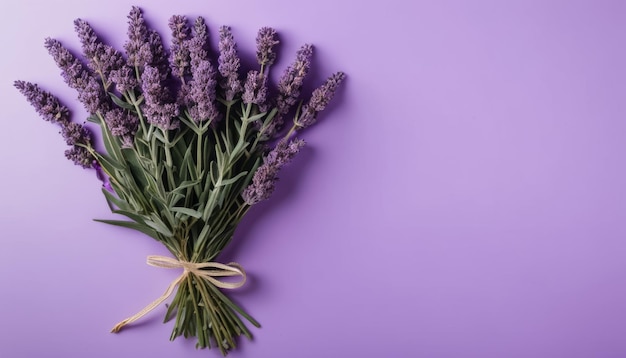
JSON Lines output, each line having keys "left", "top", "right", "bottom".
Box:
{"left": 15, "top": 6, "right": 344, "bottom": 355}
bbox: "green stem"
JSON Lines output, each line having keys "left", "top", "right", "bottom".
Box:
{"left": 161, "top": 128, "right": 176, "bottom": 189}
{"left": 128, "top": 91, "right": 148, "bottom": 139}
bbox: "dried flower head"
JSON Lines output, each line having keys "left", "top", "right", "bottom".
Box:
{"left": 62, "top": 122, "right": 95, "bottom": 168}
{"left": 296, "top": 71, "right": 346, "bottom": 129}
{"left": 137, "top": 30, "right": 170, "bottom": 78}
{"left": 256, "top": 27, "right": 279, "bottom": 67}
{"left": 276, "top": 44, "right": 313, "bottom": 114}
{"left": 242, "top": 138, "right": 305, "bottom": 205}
{"left": 218, "top": 26, "right": 242, "bottom": 101}
{"left": 188, "top": 59, "right": 218, "bottom": 122}
{"left": 124, "top": 6, "right": 149, "bottom": 68}
{"left": 189, "top": 17, "right": 210, "bottom": 66}
{"left": 62, "top": 122, "right": 92, "bottom": 146}
{"left": 44, "top": 38, "right": 107, "bottom": 114}
{"left": 74, "top": 18, "right": 125, "bottom": 84}
{"left": 13, "top": 81, "right": 70, "bottom": 123}
{"left": 242, "top": 70, "right": 268, "bottom": 109}
{"left": 110, "top": 65, "right": 138, "bottom": 94}
{"left": 104, "top": 108, "right": 138, "bottom": 147}
{"left": 65, "top": 146, "right": 94, "bottom": 168}
{"left": 266, "top": 44, "right": 314, "bottom": 136}
{"left": 168, "top": 15, "right": 191, "bottom": 80}
{"left": 141, "top": 65, "right": 179, "bottom": 130}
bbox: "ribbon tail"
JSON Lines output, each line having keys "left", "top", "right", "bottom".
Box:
{"left": 110, "top": 274, "right": 185, "bottom": 333}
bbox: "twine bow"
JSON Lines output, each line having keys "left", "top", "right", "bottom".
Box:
{"left": 110, "top": 255, "right": 246, "bottom": 333}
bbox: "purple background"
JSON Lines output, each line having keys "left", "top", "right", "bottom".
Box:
{"left": 1, "top": 0, "right": 625, "bottom": 357}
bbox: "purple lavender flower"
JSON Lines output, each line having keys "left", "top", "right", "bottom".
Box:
{"left": 218, "top": 26, "right": 242, "bottom": 101}
{"left": 74, "top": 18, "right": 125, "bottom": 84}
{"left": 242, "top": 138, "right": 305, "bottom": 205}
{"left": 15, "top": 80, "right": 95, "bottom": 168}
{"left": 124, "top": 6, "right": 149, "bottom": 68}
{"left": 256, "top": 27, "right": 279, "bottom": 67}
{"left": 141, "top": 65, "right": 179, "bottom": 130}
{"left": 189, "top": 17, "right": 210, "bottom": 66}
{"left": 242, "top": 70, "right": 267, "bottom": 109}
{"left": 168, "top": 15, "right": 191, "bottom": 80}
{"left": 110, "top": 65, "right": 138, "bottom": 94}
{"left": 276, "top": 44, "right": 313, "bottom": 115}
{"left": 179, "top": 17, "right": 217, "bottom": 110}
{"left": 62, "top": 122, "right": 95, "bottom": 168}
{"left": 296, "top": 71, "right": 345, "bottom": 129}
{"left": 241, "top": 164, "right": 275, "bottom": 206}
{"left": 14, "top": 81, "right": 70, "bottom": 123}
{"left": 188, "top": 60, "right": 218, "bottom": 122}
{"left": 176, "top": 83, "right": 191, "bottom": 108}
{"left": 65, "top": 146, "right": 94, "bottom": 168}
{"left": 78, "top": 74, "right": 109, "bottom": 114}
{"left": 104, "top": 108, "right": 138, "bottom": 147}
{"left": 138, "top": 30, "right": 170, "bottom": 79}
{"left": 124, "top": 8, "right": 168, "bottom": 78}
{"left": 62, "top": 122, "right": 92, "bottom": 146}
{"left": 44, "top": 38, "right": 107, "bottom": 114}
{"left": 265, "top": 44, "right": 314, "bottom": 136}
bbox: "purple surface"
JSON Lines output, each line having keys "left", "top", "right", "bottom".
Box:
{"left": 1, "top": 0, "right": 625, "bottom": 357}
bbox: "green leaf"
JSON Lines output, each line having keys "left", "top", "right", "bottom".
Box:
{"left": 86, "top": 114, "right": 100, "bottom": 124}
{"left": 144, "top": 217, "right": 174, "bottom": 237}
{"left": 93, "top": 152, "right": 124, "bottom": 171}
{"left": 172, "top": 180, "right": 201, "bottom": 194}
{"left": 121, "top": 147, "right": 150, "bottom": 189}
{"left": 169, "top": 207, "right": 202, "bottom": 219}
{"left": 244, "top": 111, "right": 267, "bottom": 124}
{"left": 94, "top": 219, "right": 159, "bottom": 240}
{"left": 167, "top": 192, "right": 185, "bottom": 207}
{"left": 108, "top": 92, "right": 136, "bottom": 111}
{"left": 153, "top": 129, "right": 166, "bottom": 143}
{"left": 216, "top": 171, "right": 248, "bottom": 187}
{"left": 101, "top": 187, "right": 130, "bottom": 211}
{"left": 112, "top": 209, "right": 147, "bottom": 223}
{"left": 97, "top": 116, "right": 125, "bottom": 163}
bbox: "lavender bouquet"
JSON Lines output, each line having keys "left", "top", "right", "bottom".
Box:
{"left": 15, "top": 7, "right": 343, "bottom": 354}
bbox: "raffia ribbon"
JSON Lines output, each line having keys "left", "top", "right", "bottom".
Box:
{"left": 110, "top": 255, "right": 246, "bottom": 333}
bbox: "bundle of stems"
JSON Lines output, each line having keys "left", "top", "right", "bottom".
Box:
{"left": 15, "top": 6, "right": 344, "bottom": 355}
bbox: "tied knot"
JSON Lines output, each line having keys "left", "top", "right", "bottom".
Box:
{"left": 147, "top": 255, "right": 246, "bottom": 289}
{"left": 111, "top": 255, "right": 246, "bottom": 333}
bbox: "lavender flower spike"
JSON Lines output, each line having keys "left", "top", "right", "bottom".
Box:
{"left": 141, "top": 65, "right": 180, "bottom": 130}
{"left": 138, "top": 30, "right": 171, "bottom": 79}
{"left": 15, "top": 80, "right": 94, "bottom": 168}
{"left": 65, "top": 146, "right": 95, "bottom": 168}
{"left": 168, "top": 15, "right": 191, "bottom": 80}
{"left": 275, "top": 44, "right": 313, "bottom": 115}
{"left": 242, "top": 138, "right": 305, "bottom": 205}
{"left": 44, "top": 38, "right": 107, "bottom": 114}
{"left": 242, "top": 70, "right": 267, "bottom": 109}
{"left": 62, "top": 122, "right": 92, "bottom": 147}
{"left": 189, "top": 17, "right": 210, "bottom": 65}
{"left": 189, "top": 60, "right": 218, "bottom": 122}
{"left": 256, "top": 27, "right": 279, "bottom": 67}
{"left": 14, "top": 81, "right": 70, "bottom": 123}
{"left": 218, "top": 26, "right": 242, "bottom": 101}
{"left": 124, "top": 6, "right": 149, "bottom": 68}
{"left": 264, "top": 44, "right": 313, "bottom": 136}
{"left": 104, "top": 108, "right": 138, "bottom": 147}
{"left": 296, "top": 71, "right": 346, "bottom": 129}
{"left": 62, "top": 122, "right": 95, "bottom": 168}
{"left": 110, "top": 65, "right": 138, "bottom": 94}
{"left": 74, "top": 18, "right": 125, "bottom": 83}
{"left": 180, "top": 16, "right": 211, "bottom": 108}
